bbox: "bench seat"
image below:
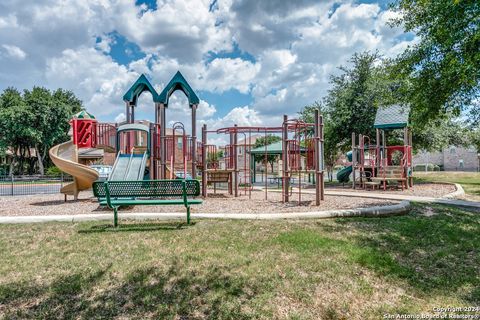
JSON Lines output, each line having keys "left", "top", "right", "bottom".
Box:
{"left": 93, "top": 179, "right": 202, "bottom": 227}
{"left": 99, "top": 199, "right": 203, "bottom": 206}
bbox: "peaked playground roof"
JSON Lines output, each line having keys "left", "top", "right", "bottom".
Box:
{"left": 158, "top": 71, "right": 200, "bottom": 106}
{"left": 123, "top": 74, "right": 159, "bottom": 104}
{"left": 72, "top": 110, "right": 96, "bottom": 119}
{"left": 374, "top": 104, "right": 410, "bottom": 129}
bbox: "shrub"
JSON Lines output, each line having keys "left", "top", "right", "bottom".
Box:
{"left": 414, "top": 164, "right": 425, "bottom": 172}
{"left": 391, "top": 150, "right": 404, "bottom": 166}
{"left": 46, "top": 166, "right": 62, "bottom": 176}
{"left": 414, "top": 164, "right": 438, "bottom": 172}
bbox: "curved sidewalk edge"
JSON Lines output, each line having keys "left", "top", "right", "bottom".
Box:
{"left": 282, "top": 182, "right": 477, "bottom": 208}
{"left": 0, "top": 201, "right": 411, "bottom": 224}
{"left": 442, "top": 183, "right": 465, "bottom": 199}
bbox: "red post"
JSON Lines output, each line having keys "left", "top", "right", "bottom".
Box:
{"left": 201, "top": 124, "right": 207, "bottom": 197}
{"left": 282, "top": 115, "right": 289, "bottom": 203}
{"left": 234, "top": 124, "right": 238, "bottom": 197}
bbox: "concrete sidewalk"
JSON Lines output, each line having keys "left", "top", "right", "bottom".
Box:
{"left": 324, "top": 190, "right": 480, "bottom": 208}
{"left": 0, "top": 201, "right": 411, "bottom": 224}
{"left": 269, "top": 183, "right": 480, "bottom": 209}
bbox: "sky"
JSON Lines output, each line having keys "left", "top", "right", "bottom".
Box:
{"left": 0, "top": 0, "right": 416, "bottom": 139}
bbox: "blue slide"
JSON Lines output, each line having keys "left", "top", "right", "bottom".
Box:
{"left": 108, "top": 152, "right": 147, "bottom": 181}
{"left": 337, "top": 151, "right": 352, "bottom": 183}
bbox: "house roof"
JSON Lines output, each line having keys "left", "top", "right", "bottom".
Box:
{"left": 374, "top": 104, "right": 410, "bottom": 129}
{"left": 237, "top": 135, "right": 262, "bottom": 146}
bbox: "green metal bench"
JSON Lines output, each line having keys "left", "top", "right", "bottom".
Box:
{"left": 92, "top": 180, "right": 202, "bottom": 227}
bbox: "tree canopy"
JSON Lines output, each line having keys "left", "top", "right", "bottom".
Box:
{"left": 253, "top": 135, "right": 282, "bottom": 172}
{"left": 299, "top": 51, "right": 473, "bottom": 180}
{"left": 299, "top": 52, "right": 388, "bottom": 179}
{"left": 0, "top": 87, "right": 83, "bottom": 175}
{"left": 390, "top": 0, "right": 480, "bottom": 125}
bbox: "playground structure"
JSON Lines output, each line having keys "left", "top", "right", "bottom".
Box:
{"left": 201, "top": 111, "right": 325, "bottom": 205}
{"left": 338, "top": 104, "right": 413, "bottom": 190}
{"left": 202, "top": 111, "right": 324, "bottom": 205}
{"left": 106, "top": 72, "right": 201, "bottom": 181}
{"left": 51, "top": 72, "right": 325, "bottom": 206}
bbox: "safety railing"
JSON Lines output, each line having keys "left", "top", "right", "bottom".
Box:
{"left": 0, "top": 174, "right": 74, "bottom": 196}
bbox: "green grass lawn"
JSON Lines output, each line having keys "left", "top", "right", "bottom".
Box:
{"left": 1, "top": 204, "right": 479, "bottom": 319}
{"left": 415, "top": 171, "right": 480, "bottom": 198}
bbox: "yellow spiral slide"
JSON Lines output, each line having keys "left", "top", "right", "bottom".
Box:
{"left": 49, "top": 140, "right": 99, "bottom": 200}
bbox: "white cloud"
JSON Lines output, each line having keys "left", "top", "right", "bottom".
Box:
{"left": 1, "top": 44, "right": 27, "bottom": 60}
{"left": 0, "top": 0, "right": 420, "bottom": 147}
{"left": 45, "top": 47, "right": 138, "bottom": 117}
{"left": 203, "top": 106, "right": 263, "bottom": 131}
{"left": 95, "top": 34, "right": 115, "bottom": 53}
{"left": 114, "top": 112, "right": 126, "bottom": 123}
{"left": 200, "top": 58, "right": 259, "bottom": 94}
{"left": 149, "top": 56, "right": 258, "bottom": 95}
{"left": 111, "top": 0, "right": 232, "bottom": 63}
{"left": 198, "top": 100, "right": 216, "bottom": 119}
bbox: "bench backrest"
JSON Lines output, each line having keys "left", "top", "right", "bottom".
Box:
{"left": 93, "top": 179, "right": 201, "bottom": 198}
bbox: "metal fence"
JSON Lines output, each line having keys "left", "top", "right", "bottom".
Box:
{"left": 0, "top": 174, "right": 74, "bottom": 196}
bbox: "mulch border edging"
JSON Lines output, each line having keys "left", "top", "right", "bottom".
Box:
{"left": 0, "top": 201, "right": 411, "bottom": 224}
{"left": 442, "top": 183, "right": 464, "bottom": 199}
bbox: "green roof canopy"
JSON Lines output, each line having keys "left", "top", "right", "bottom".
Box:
{"left": 117, "top": 123, "right": 150, "bottom": 133}
{"left": 73, "top": 110, "right": 96, "bottom": 119}
{"left": 157, "top": 71, "right": 199, "bottom": 107}
{"left": 374, "top": 104, "right": 410, "bottom": 129}
{"left": 249, "top": 141, "right": 307, "bottom": 155}
{"left": 123, "top": 74, "right": 159, "bottom": 104}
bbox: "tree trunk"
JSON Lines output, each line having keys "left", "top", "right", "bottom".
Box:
{"left": 327, "top": 164, "right": 334, "bottom": 182}
{"left": 9, "top": 160, "right": 14, "bottom": 176}
{"left": 19, "top": 146, "right": 25, "bottom": 175}
{"left": 35, "top": 145, "right": 45, "bottom": 175}
{"left": 9, "top": 147, "right": 16, "bottom": 175}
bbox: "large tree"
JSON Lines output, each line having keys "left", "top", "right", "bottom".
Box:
{"left": 0, "top": 87, "right": 82, "bottom": 175}
{"left": 300, "top": 51, "right": 473, "bottom": 181}
{"left": 413, "top": 114, "right": 471, "bottom": 152}
{"left": 298, "top": 102, "right": 336, "bottom": 181}
{"left": 0, "top": 88, "right": 36, "bottom": 175}
{"left": 390, "top": 0, "right": 480, "bottom": 125}
{"left": 24, "top": 87, "right": 82, "bottom": 174}
{"left": 300, "top": 52, "right": 387, "bottom": 180}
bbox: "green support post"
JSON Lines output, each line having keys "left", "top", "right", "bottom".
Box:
{"left": 182, "top": 180, "right": 191, "bottom": 224}
{"left": 104, "top": 181, "right": 119, "bottom": 228}
{"left": 113, "top": 207, "right": 118, "bottom": 228}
